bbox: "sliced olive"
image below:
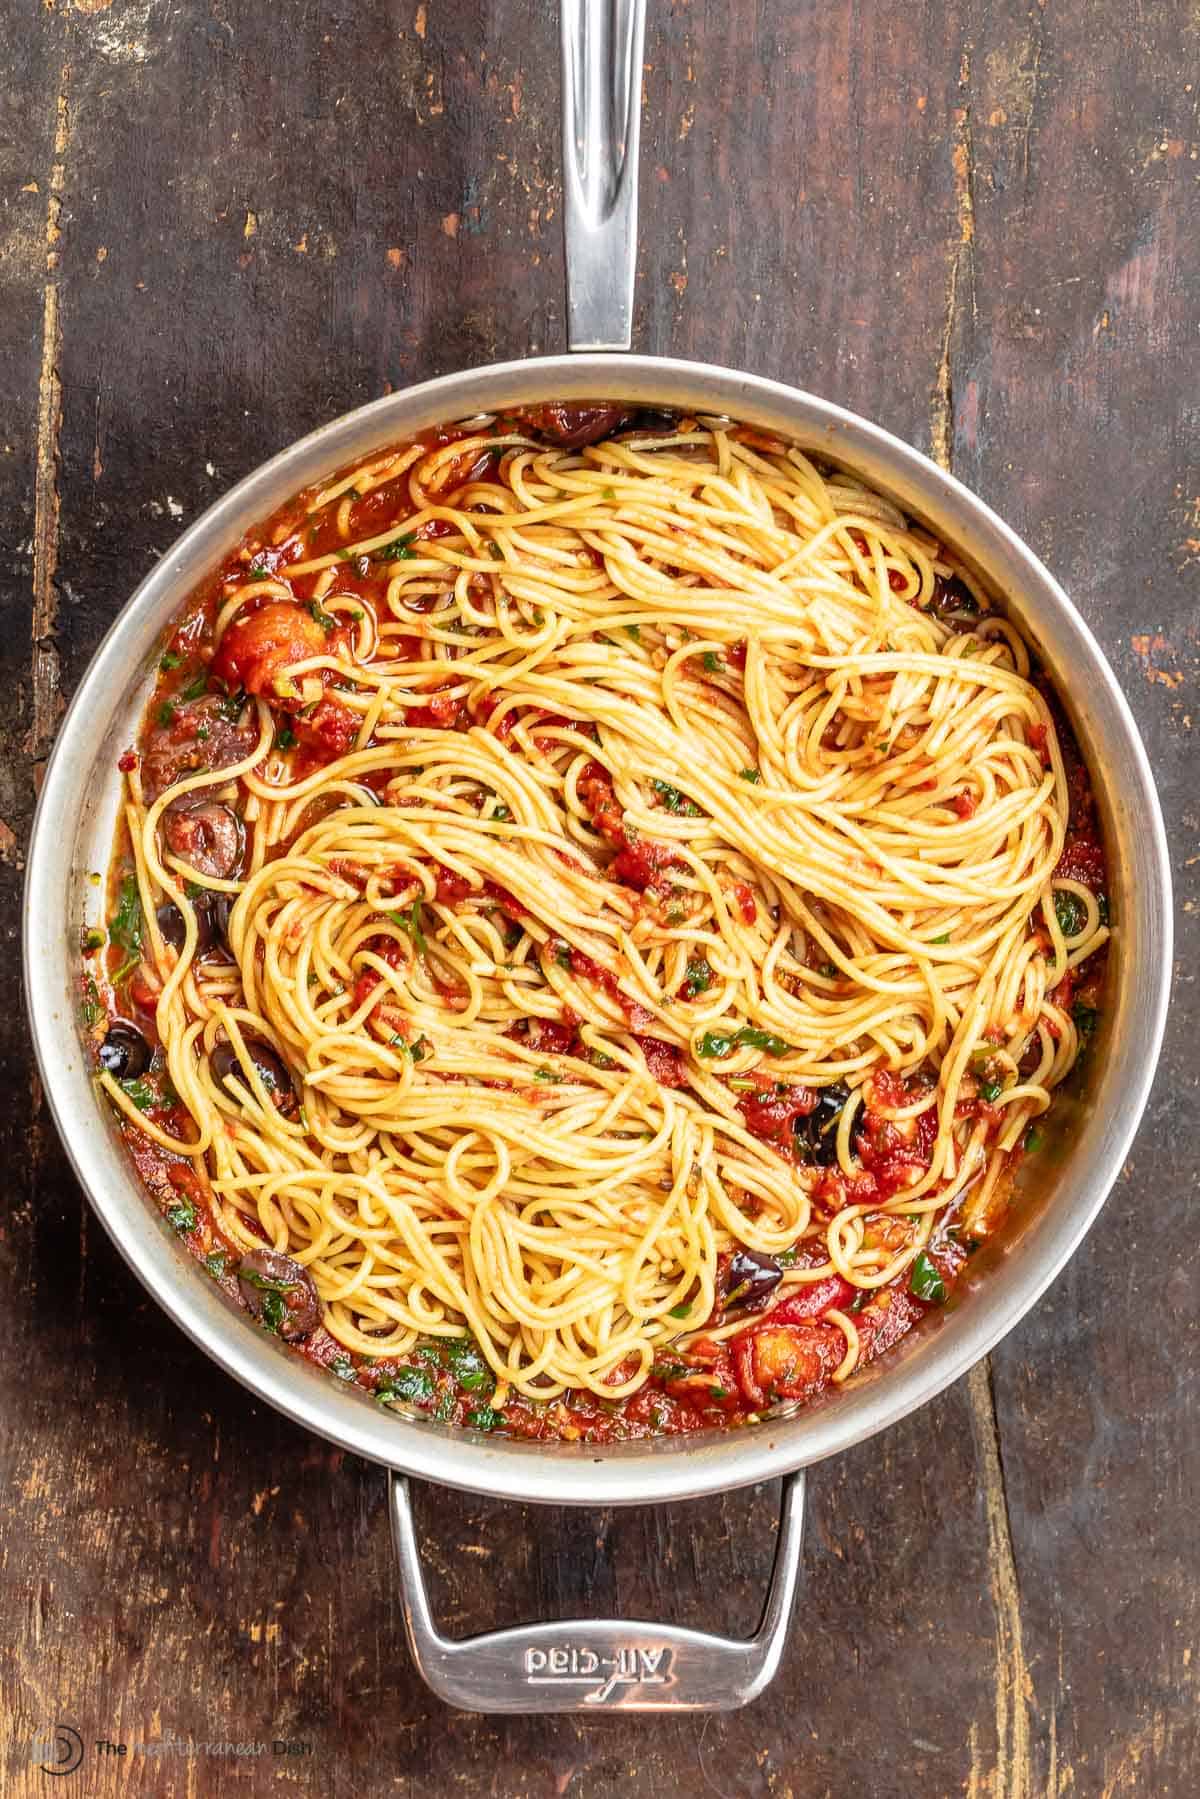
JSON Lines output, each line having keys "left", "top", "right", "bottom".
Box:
{"left": 211, "top": 1037, "right": 300, "bottom": 1120}
{"left": 163, "top": 800, "right": 244, "bottom": 881}
{"left": 157, "top": 892, "right": 233, "bottom": 955}
{"left": 928, "top": 573, "right": 982, "bottom": 624}
{"left": 237, "top": 1247, "right": 320, "bottom": 1340}
{"left": 795, "top": 1081, "right": 850, "bottom": 1166}
{"left": 99, "top": 1021, "right": 152, "bottom": 1080}
{"left": 514, "top": 403, "right": 634, "bottom": 449}
{"left": 722, "top": 1248, "right": 782, "bottom": 1313}
{"left": 626, "top": 407, "right": 682, "bottom": 435}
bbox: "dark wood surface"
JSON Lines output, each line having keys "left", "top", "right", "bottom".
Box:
{"left": 2, "top": 2, "right": 1195, "bottom": 1794}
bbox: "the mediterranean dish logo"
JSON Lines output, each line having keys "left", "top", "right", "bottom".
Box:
{"left": 28, "top": 1725, "right": 312, "bottom": 1776}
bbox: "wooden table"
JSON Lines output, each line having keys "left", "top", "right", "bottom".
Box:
{"left": 2, "top": 2, "right": 1195, "bottom": 1793}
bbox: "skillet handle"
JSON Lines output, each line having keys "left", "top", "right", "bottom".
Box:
{"left": 560, "top": 0, "right": 647, "bottom": 351}
{"left": 388, "top": 1470, "right": 805, "bottom": 1713}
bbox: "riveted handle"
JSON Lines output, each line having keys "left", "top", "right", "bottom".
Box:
{"left": 389, "top": 1470, "right": 806, "bottom": 1713}
{"left": 560, "top": 0, "right": 647, "bottom": 351}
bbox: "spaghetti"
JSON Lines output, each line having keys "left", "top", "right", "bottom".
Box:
{"left": 91, "top": 406, "right": 1109, "bottom": 1438}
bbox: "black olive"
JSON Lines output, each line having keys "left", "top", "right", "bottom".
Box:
{"left": 722, "top": 1248, "right": 782, "bottom": 1314}
{"left": 626, "top": 407, "right": 681, "bottom": 434}
{"left": 211, "top": 1038, "right": 300, "bottom": 1120}
{"left": 98, "top": 1021, "right": 152, "bottom": 1080}
{"left": 795, "top": 1082, "right": 850, "bottom": 1166}
{"left": 163, "top": 800, "right": 244, "bottom": 881}
{"left": 157, "top": 893, "right": 233, "bottom": 956}
{"left": 928, "top": 573, "right": 982, "bottom": 623}
{"left": 237, "top": 1248, "right": 320, "bottom": 1340}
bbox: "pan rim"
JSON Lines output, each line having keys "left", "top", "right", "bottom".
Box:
{"left": 24, "top": 353, "right": 1173, "bottom": 1505}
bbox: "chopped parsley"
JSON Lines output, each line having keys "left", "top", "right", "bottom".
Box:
{"left": 466, "top": 1405, "right": 502, "bottom": 1432}
{"left": 108, "top": 874, "right": 143, "bottom": 980}
{"left": 651, "top": 778, "right": 700, "bottom": 817}
{"left": 447, "top": 1337, "right": 490, "bottom": 1390}
{"left": 683, "top": 957, "right": 714, "bottom": 998}
{"left": 702, "top": 650, "right": 724, "bottom": 674}
{"left": 309, "top": 599, "right": 338, "bottom": 635}
{"left": 739, "top": 767, "right": 761, "bottom": 783}
{"left": 1072, "top": 1002, "right": 1099, "bottom": 1038}
{"left": 387, "top": 900, "right": 426, "bottom": 953}
{"left": 534, "top": 1067, "right": 565, "bottom": 1083}
{"left": 980, "top": 1078, "right": 1004, "bottom": 1103}
{"left": 276, "top": 725, "right": 296, "bottom": 750}
{"left": 156, "top": 700, "right": 176, "bottom": 727}
{"left": 1054, "top": 891, "right": 1084, "bottom": 938}
{"left": 931, "top": 932, "right": 951, "bottom": 945}
{"left": 373, "top": 532, "right": 416, "bottom": 561}
{"left": 698, "top": 1024, "right": 791, "bottom": 1059}
{"left": 165, "top": 1197, "right": 197, "bottom": 1235}
{"left": 204, "top": 1249, "right": 228, "bottom": 1279}
{"left": 624, "top": 623, "right": 641, "bottom": 641}
{"left": 159, "top": 648, "right": 184, "bottom": 671}
{"left": 376, "top": 1366, "right": 435, "bottom": 1405}
{"left": 119, "top": 1076, "right": 155, "bottom": 1111}
{"left": 247, "top": 562, "right": 271, "bottom": 578}
{"left": 181, "top": 671, "right": 208, "bottom": 701}
{"left": 217, "top": 688, "right": 246, "bottom": 721}
{"left": 909, "top": 1250, "right": 946, "bottom": 1304}
{"left": 260, "top": 1290, "right": 286, "bottom": 1333}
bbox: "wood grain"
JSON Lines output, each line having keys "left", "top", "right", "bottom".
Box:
{"left": 1, "top": 1, "right": 1196, "bottom": 1794}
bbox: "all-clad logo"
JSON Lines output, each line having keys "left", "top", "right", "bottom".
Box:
{"left": 31, "top": 1725, "right": 84, "bottom": 1777}
{"left": 522, "top": 1645, "right": 674, "bottom": 1705}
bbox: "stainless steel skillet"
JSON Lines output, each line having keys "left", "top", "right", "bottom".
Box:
{"left": 23, "top": 0, "right": 1172, "bottom": 1712}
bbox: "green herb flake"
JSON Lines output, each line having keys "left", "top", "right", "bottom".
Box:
{"left": 491, "top": 802, "right": 511, "bottom": 820}
{"left": 909, "top": 1250, "right": 947, "bottom": 1304}
{"left": 387, "top": 900, "right": 426, "bottom": 953}
{"left": 376, "top": 1366, "right": 435, "bottom": 1406}
{"left": 276, "top": 725, "right": 296, "bottom": 750}
{"left": 709, "top": 1386, "right": 730, "bottom": 1400}
{"left": 309, "top": 600, "right": 338, "bottom": 635}
{"left": 980, "top": 1078, "right": 1004, "bottom": 1103}
{"left": 1054, "top": 891, "right": 1084, "bottom": 938}
{"left": 156, "top": 700, "right": 176, "bottom": 727}
{"left": 466, "top": 1405, "right": 502, "bottom": 1432}
{"left": 701, "top": 1023, "right": 791, "bottom": 1058}
{"left": 669, "top": 1302, "right": 692, "bottom": 1319}
{"left": 182, "top": 672, "right": 208, "bottom": 702}
{"left": 702, "top": 650, "right": 724, "bottom": 674}
{"left": 374, "top": 532, "right": 416, "bottom": 561}
{"left": 1072, "top": 1002, "right": 1099, "bottom": 1038}
{"left": 217, "top": 688, "right": 247, "bottom": 722}
{"left": 159, "top": 648, "right": 184, "bottom": 671}
{"left": 330, "top": 1352, "right": 356, "bottom": 1381}
{"left": 651, "top": 778, "right": 700, "bottom": 817}
{"left": 534, "top": 1066, "right": 564, "bottom": 1084}
{"left": 108, "top": 874, "right": 144, "bottom": 963}
{"left": 119, "top": 1076, "right": 155, "bottom": 1111}
{"left": 739, "top": 767, "right": 761, "bottom": 783}
{"left": 683, "top": 957, "right": 713, "bottom": 998}
{"left": 204, "top": 1249, "right": 227, "bottom": 1279}
{"left": 84, "top": 929, "right": 105, "bottom": 953}
{"left": 931, "top": 932, "right": 951, "bottom": 945}
{"left": 447, "top": 1337, "right": 490, "bottom": 1391}
{"left": 260, "top": 1289, "right": 286, "bottom": 1333}
{"left": 555, "top": 944, "right": 572, "bottom": 969}
{"left": 624, "top": 623, "right": 641, "bottom": 641}
{"left": 166, "top": 1198, "right": 197, "bottom": 1235}
{"left": 247, "top": 562, "right": 271, "bottom": 578}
